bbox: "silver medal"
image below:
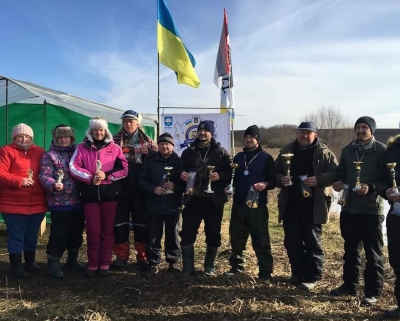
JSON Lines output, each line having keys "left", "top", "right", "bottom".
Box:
{"left": 244, "top": 170, "right": 249, "bottom": 176}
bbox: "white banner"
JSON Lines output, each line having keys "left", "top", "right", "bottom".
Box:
{"left": 160, "top": 113, "right": 231, "bottom": 156}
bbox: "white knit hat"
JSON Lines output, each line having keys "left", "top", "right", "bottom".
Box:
{"left": 12, "top": 123, "right": 34, "bottom": 139}
{"left": 85, "top": 117, "right": 113, "bottom": 143}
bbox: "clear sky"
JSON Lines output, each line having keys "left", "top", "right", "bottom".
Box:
{"left": 2, "top": 0, "right": 400, "bottom": 130}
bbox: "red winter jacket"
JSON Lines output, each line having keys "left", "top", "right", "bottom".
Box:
{"left": 0, "top": 143, "right": 48, "bottom": 215}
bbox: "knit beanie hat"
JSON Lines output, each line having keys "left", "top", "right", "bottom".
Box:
{"left": 197, "top": 120, "right": 215, "bottom": 136}
{"left": 120, "top": 110, "right": 142, "bottom": 124}
{"left": 52, "top": 124, "right": 75, "bottom": 145}
{"left": 157, "top": 132, "right": 175, "bottom": 146}
{"left": 85, "top": 116, "right": 113, "bottom": 143}
{"left": 244, "top": 125, "right": 260, "bottom": 142}
{"left": 12, "top": 123, "right": 34, "bottom": 140}
{"left": 354, "top": 116, "right": 376, "bottom": 134}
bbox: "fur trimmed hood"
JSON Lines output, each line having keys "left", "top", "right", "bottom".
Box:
{"left": 387, "top": 134, "right": 400, "bottom": 148}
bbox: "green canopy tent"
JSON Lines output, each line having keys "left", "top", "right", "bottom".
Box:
{"left": 0, "top": 75, "right": 158, "bottom": 224}
{"left": 0, "top": 75, "right": 157, "bottom": 147}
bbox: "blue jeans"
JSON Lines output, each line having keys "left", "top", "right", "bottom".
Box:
{"left": 2, "top": 213, "right": 46, "bottom": 253}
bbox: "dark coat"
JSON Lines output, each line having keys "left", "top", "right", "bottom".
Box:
{"left": 338, "top": 137, "right": 386, "bottom": 215}
{"left": 377, "top": 134, "right": 400, "bottom": 203}
{"left": 137, "top": 151, "right": 183, "bottom": 215}
{"left": 180, "top": 138, "right": 231, "bottom": 207}
{"left": 275, "top": 139, "right": 338, "bottom": 224}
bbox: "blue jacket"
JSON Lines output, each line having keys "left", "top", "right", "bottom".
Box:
{"left": 233, "top": 145, "right": 276, "bottom": 207}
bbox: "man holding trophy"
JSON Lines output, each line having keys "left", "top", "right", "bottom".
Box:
{"left": 179, "top": 120, "right": 231, "bottom": 277}
{"left": 377, "top": 134, "right": 400, "bottom": 318}
{"left": 224, "top": 125, "right": 276, "bottom": 282}
{"left": 331, "top": 116, "right": 386, "bottom": 306}
{"left": 275, "top": 121, "right": 338, "bottom": 291}
{"left": 137, "top": 133, "right": 183, "bottom": 275}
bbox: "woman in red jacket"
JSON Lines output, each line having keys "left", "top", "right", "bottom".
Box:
{"left": 0, "top": 124, "right": 48, "bottom": 279}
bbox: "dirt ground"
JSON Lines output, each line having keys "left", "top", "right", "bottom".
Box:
{"left": 0, "top": 204, "right": 396, "bottom": 321}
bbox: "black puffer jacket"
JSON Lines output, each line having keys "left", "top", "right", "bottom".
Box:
{"left": 180, "top": 138, "right": 231, "bottom": 207}
{"left": 137, "top": 151, "right": 183, "bottom": 215}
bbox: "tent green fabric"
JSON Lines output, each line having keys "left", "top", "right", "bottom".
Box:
{"left": 0, "top": 75, "right": 157, "bottom": 147}
{"left": 0, "top": 75, "right": 158, "bottom": 224}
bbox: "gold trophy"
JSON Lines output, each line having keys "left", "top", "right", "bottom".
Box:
{"left": 352, "top": 161, "right": 363, "bottom": 191}
{"left": 204, "top": 165, "right": 215, "bottom": 194}
{"left": 227, "top": 163, "right": 239, "bottom": 194}
{"left": 387, "top": 162, "right": 400, "bottom": 196}
{"left": 27, "top": 169, "right": 33, "bottom": 179}
{"left": 56, "top": 169, "right": 64, "bottom": 184}
{"left": 164, "top": 166, "right": 174, "bottom": 194}
{"left": 282, "top": 153, "right": 294, "bottom": 186}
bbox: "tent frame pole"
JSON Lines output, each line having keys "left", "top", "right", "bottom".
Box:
{"left": 5, "top": 79, "right": 9, "bottom": 144}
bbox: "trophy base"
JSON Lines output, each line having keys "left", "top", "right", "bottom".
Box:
{"left": 284, "top": 182, "right": 293, "bottom": 187}
{"left": 165, "top": 191, "right": 174, "bottom": 194}
{"left": 390, "top": 191, "right": 400, "bottom": 196}
{"left": 204, "top": 190, "right": 214, "bottom": 194}
{"left": 352, "top": 186, "right": 361, "bottom": 192}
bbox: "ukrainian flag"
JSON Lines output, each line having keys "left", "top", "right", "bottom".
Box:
{"left": 157, "top": 0, "right": 200, "bottom": 88}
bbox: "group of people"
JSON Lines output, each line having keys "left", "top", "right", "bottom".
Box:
{"left": 0, "top": 113, "right": 399, "bottom": 319}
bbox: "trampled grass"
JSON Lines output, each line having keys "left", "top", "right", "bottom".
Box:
{"left": 0, "top": 201, "right": 395, "bottom": 321}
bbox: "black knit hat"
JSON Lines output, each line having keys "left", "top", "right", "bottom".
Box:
{"left": 157, "top": 132, "right": 174, "bottom": 146}
{"left": 244, "top": 125, "right": 260, "bottom": 142}
{"left": 197, "top": 120, "right": 215, "bottom": 136}
{"left": 354, "top": 116, "right": 376, "bottom": 134}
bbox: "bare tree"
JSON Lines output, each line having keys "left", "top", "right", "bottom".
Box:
{"left": 302, "top": 106, "right": 353, "bottom": 158}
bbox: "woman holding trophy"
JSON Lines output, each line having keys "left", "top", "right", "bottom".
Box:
{"left": 0, "top": 123, "right": 48, "bottom": 279}
{"left": 69, "top": 117, "right": 128, "bottom": 277}
{"left": 39, "top": 124, "right": 85, "bottom": 279}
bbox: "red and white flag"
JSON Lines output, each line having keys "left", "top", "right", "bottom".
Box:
{"left": 214, "top": 8, "right": 234, "bottom": 117}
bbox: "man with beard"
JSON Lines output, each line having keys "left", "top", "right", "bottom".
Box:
{"left": 276, "top": 121, "right": 338, "bottom": 291}
{"left": 224, "top": 125, "right": 276, "bottom": 281}
{"left": 179, "top": 120, "right": 231, "bottom": 277}
{"left": 331, "top": 116, "right": 386, "bottom": 306}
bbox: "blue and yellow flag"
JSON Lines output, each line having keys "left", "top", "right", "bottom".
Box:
{"left": 157, "top": 0, "right": 200, "bottom": 88}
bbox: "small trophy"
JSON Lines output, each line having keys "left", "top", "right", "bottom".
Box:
{"left": 96, "top": 160, "right": 102, "bottom": 172}
{"left": 282, "top": 153, "right": 294, "bottom": 186}
{"left": 27, "top": 169, "right": 33, "bottom": 179}
{"left": 352, "top": 161, "right": 363, "bottom": 191}
{"left": 204, "top": 165, "right": 215, "bottom": 193}
{"left": 226, "top": 163, "right": 239, "bottom": 194}
{"left": 164, "top": 166, "right": 174, "bottom": 194}
{"left": 56, "top": 169, "right": 64, "bottom": 184}
{"left": 387, "top": 162, "right": 400, "bottom": 196}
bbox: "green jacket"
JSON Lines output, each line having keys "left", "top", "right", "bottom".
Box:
{"left": 338, "top": 137, "right": 386, "bottom": 215}
{"left": 275, "top": 139, "right": 338, "bottom": 224}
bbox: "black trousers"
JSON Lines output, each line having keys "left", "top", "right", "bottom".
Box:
{"left": 340, "top": 212, "right": 384, "bottom": 297}
{"left": 114, "top": 192, "right": 147, "bottom": 244}
{"left": 46, "top": 209, "right": 85, "bottom": 257}
{"left": 146, "top": 213, "right": 181, "bottom": 266}
{"left": 387, "top": 212, "right": 400, "bottom": 305}
{"left": 180, "top": 197, "right": 224, "bottom": 247}
{"left": 229, "top": 203, "right": 273, "bottom": 276}
{"left": 283, "top": 201, "right": 324, "bottom": 282}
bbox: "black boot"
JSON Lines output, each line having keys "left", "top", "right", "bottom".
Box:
{"left": 204, "top": 246, "right": 218, "bottom": 276}
{"left": 177, "top": 244, "right": 195, "bottom": 278}
{"left": 24, "top": 251, "right": 41, "bottom": 273}
{"left": 9, "top": 253, "right": 27, "bottom": 279}
{"left": 47, "top": 255, "right": 64, "bottom": 279}
{"left": 66, "top": 249, "right": 85, "bottom": 271}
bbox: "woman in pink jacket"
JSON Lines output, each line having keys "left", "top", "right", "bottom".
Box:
{"left": 69, "top": 117, "right": 128, "bottom": 277}
{"left": 0, "top": 124, "right": 48, "bottom": 279}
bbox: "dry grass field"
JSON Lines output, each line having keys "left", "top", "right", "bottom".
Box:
{"left": 0, "top": 200, "right": 396, "bottom": 321}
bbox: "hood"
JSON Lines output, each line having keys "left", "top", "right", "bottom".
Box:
{"left": 387, "top": 134, "right": 400, "bottom": 148}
